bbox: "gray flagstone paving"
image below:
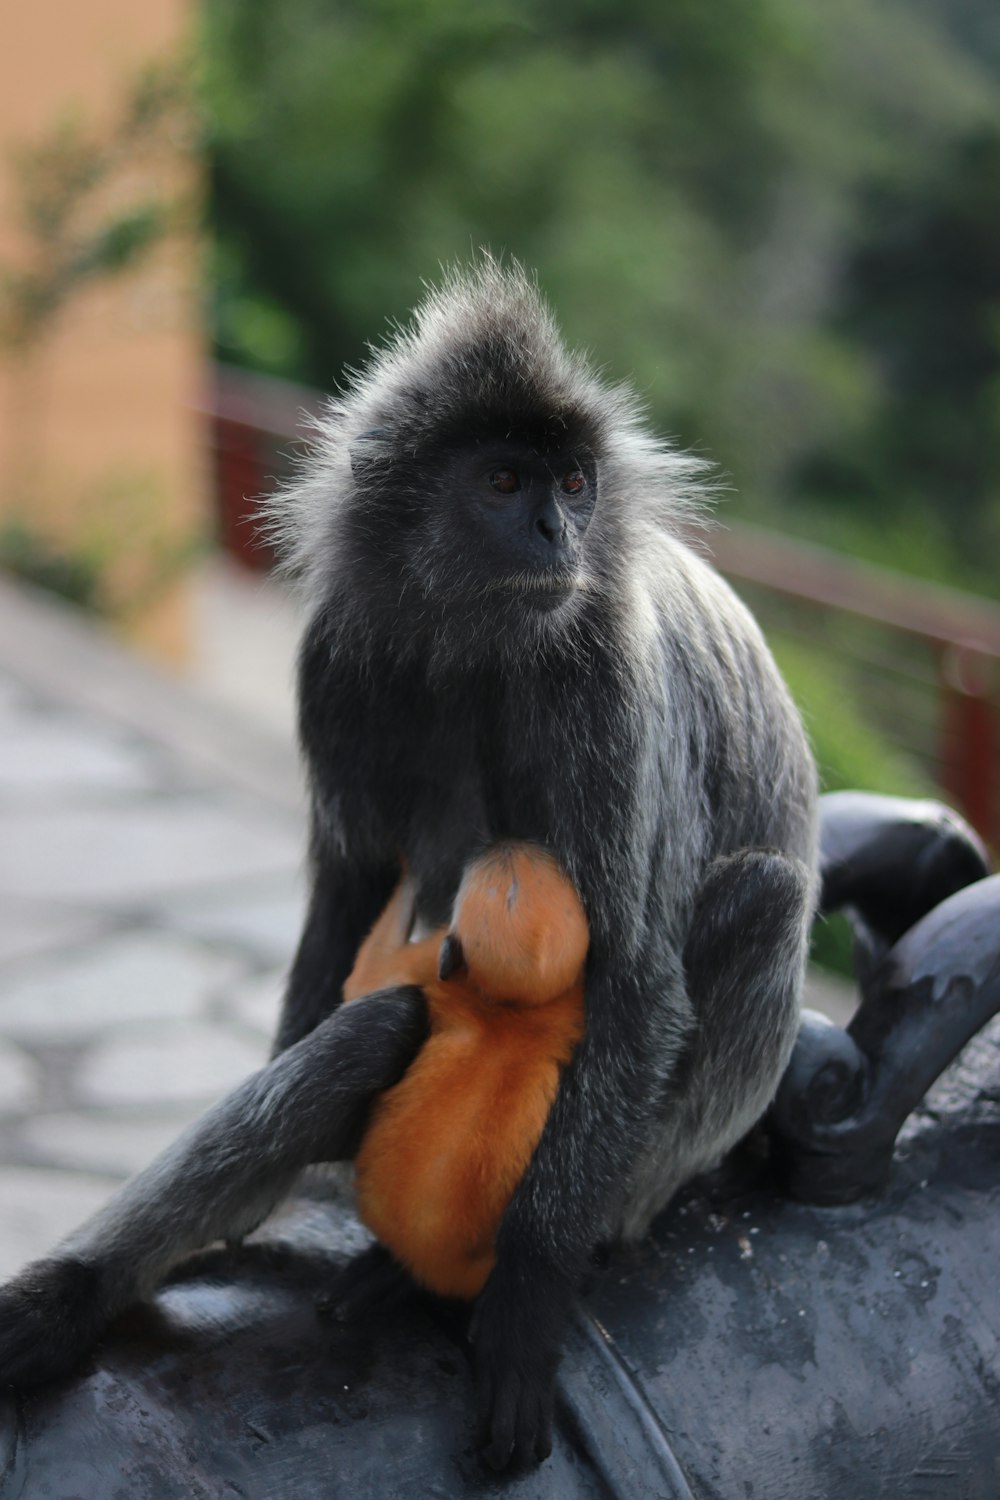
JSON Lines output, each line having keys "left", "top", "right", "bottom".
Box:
{"left": 0, "top": 578, "right": 306, "bottom": 1269}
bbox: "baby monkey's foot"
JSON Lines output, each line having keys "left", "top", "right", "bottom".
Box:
{"left": 318, "top": 1243, "right": 417, "bottom": 1323}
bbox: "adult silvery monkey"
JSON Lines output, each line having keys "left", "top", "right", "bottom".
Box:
{"left": 0, "top": 259, "right": 817, "bottom": 1471}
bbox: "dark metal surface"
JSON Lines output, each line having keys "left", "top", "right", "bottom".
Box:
{"left": 2, "top": 1014, "right": 998, "bottom": 1500}
{"left": 0, "top": 1188, "right": 616, "bottom": 1500}
{"left": 818, "top": 790, "right": 989, "bottom": 950}
{"left": 772, "top": 791, "right": 998, "bottom": 1204}
{"left": 594, "top": 1015, "right": 1000, "bottom": 1500}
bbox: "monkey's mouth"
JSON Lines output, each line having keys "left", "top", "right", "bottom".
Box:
{"left": 485, "top": 571, "right": 584, "bottom": 600}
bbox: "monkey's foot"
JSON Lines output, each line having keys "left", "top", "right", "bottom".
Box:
{"left": 317, "top": 1243, "right": 417, "bottom": 1324}
{"left": 0, "top": 1256, "right": 112, "bottom": 1388}
{"left": 471, "top": 1264, "right": 569, "bottom": 1471}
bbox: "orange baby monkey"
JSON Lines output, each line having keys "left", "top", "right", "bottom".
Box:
{"left": 342, "top": 844, "right": 588, "bottom": 1301}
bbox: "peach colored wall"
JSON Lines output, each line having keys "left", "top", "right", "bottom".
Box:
{"left": 0, "top": 0, "right": 204, "bottom": 663}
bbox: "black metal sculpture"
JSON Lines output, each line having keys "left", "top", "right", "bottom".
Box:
{"left": 771, "top": 791, "right": 995, "bottom": 1204}
{"left": 1, "top": 792, "right": 997, "bottom": 1500}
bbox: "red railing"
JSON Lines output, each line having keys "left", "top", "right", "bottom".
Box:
{"left": 202, "top": 364, "right": 1000, "bottom": 847}
{"left": 200, "top": 365, "right": 325, "bottom": 573}
{"left": 708, "top": 526, "right": 1000, "bottom": 843}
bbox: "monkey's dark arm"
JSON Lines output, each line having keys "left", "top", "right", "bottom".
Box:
{"left": 275, "top": 608, "right": 402, "bottom": 1056}
{"left": 273, "top": 842, "right": 398, "bottom": 1054}
{"left": 0, "top": 987, "right": 426, "bottom": 1390}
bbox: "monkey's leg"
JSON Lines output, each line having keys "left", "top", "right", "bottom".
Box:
{"left": 469, "top": 954, "right": 693, "bottom": 1471}
{"left": 0, "top": 986, "right": 426, "bottom": 1390}
{"left": 273, "top": 845, "right": 399, "bottom": 1054}
{"left": 343, "top": 876, "right": 424, "bottom": 1002}
{"left": 471, "top": 848, "right": 811, "bottom": 1471}
{"left": 649, "top": 847, "right": 813, "bottom": 1207}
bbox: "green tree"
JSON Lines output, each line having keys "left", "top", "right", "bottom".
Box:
{"left": 200, "top": 0, "right": 1000, "bottom": 576}
{"left": 800, "top": 128, "right": 1000, "bottom": 572}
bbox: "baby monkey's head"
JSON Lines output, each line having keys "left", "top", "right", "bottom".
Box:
{"left": 439, "top": 844, "right": 589, "bottom": 1004}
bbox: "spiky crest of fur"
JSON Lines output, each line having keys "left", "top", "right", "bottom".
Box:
{"left": 260, "top": 257, "right": 710, "bottom": 674}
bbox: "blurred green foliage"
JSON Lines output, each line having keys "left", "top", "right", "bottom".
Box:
{"left": 0, "top": 471, "right": 205, "bottom": 621}
{"left": 0, "top": 517, "right": 101, "bottom": 610}
{"left": 772, "top": 631, "right": 936, "bottom": 977}
{"left": 201, "top": 0, "right": 1000, "bottom": 585}
{"left": 770, "top": 634, "right": 932, "bottom": 801}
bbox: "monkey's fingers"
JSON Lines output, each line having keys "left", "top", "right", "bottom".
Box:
{"left": 0, "top": 1255, "right": 112, "bottom": 1388}
{"left": 472, "top": 1276, "right": 560, "bottom": 1470}
{"left": 475, "top": 1347, "right": 556, "bottom": 1471}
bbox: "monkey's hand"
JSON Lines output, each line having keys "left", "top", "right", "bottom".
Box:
{"left": 470, "top": 1256, "right": 571, "bottom": 1471}
{"left": 0, "top": 1255, "right": 113, "bottom": 1388}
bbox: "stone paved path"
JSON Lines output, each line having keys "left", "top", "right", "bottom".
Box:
{"left": 0, "top": 577, "right": 854, "bottom": 1281}
{"left": 0, "top": 579, "right": 306, "bottom": 1278}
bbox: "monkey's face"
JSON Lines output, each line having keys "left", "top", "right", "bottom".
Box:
{"left": 422, "top": 439, "right": 599, "bottom": 616}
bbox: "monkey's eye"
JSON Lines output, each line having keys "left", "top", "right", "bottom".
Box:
{"left": 489, "top": 468, "right": 521, "bottom": 494}
{"left": 562, "top": 470, "right": 586, "bottom": 495}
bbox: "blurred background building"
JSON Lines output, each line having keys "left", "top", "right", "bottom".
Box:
{"left": 1, "top": 0, "right": 999, "bottom": 891}
{"left": 0, "top": 0, "right": 204, "bottom": 664}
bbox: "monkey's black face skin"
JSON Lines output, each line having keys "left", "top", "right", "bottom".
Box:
{"left": 345, "top": 430, "right": 604, "bottom": 651}
{"left": 437, "top": 440, "right": 597, "bottom": 608}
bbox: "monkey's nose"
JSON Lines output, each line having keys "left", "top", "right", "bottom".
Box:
{"left": 533, "top": 497, "right": 566, "bottom": 547}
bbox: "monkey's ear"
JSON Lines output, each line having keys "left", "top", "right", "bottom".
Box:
{"left": 438, "top": 933, "right": 467, "bottom": 982}
{"left": 349, "top": 427, "right": 390, "bottom": 479}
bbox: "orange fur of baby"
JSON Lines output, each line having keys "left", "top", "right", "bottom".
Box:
{"left": 343, "top": 845, "right": 588, "bottom": 1300}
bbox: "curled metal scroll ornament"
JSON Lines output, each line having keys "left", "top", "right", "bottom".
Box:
{"left": 769, "top": 790, "right": 996, "bottom": 1204}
